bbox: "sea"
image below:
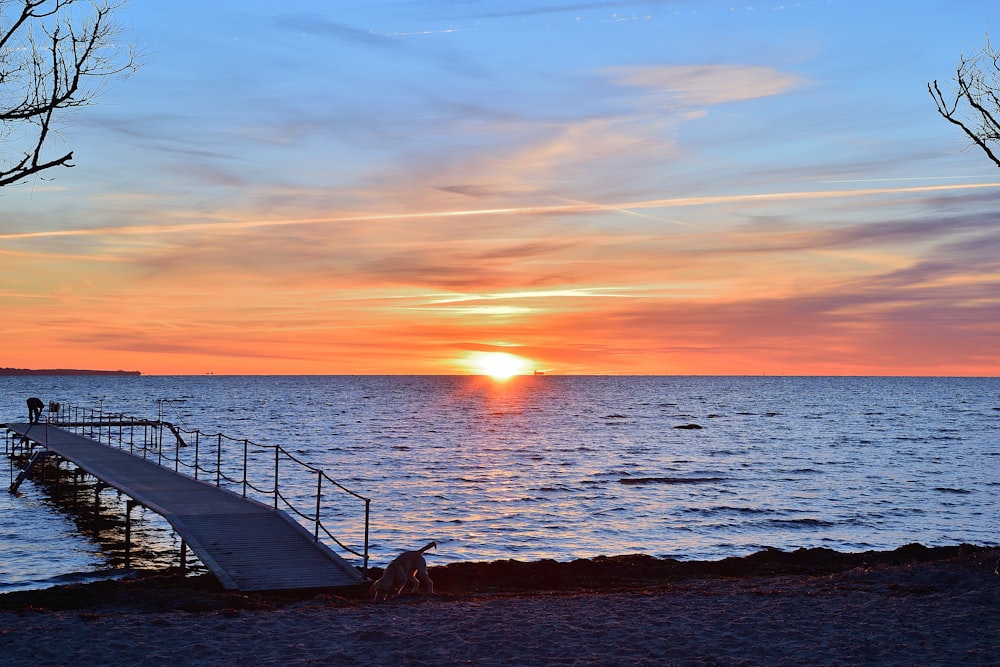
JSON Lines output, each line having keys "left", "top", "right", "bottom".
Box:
{"left": 0, "top": 375, "right": 997, "bottom": 593}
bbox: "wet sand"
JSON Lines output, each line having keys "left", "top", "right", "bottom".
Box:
{"left": 1, "top": 544, "right": 998, "bottom": 666}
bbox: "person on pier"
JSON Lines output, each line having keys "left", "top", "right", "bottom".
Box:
{"left": 26, "top": 397, "right": 44, "bottom": 423}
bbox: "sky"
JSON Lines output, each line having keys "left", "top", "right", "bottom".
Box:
{"left": 2, "top": 0, "right": 999, "bottom": 376}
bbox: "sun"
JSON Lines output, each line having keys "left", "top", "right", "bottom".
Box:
{"left": 472, "top": 352, "right": 529, "bottom": 380}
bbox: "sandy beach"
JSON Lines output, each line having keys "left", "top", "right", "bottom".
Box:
{"left": 1, "top": 544, "right": 998, "bottom": 666}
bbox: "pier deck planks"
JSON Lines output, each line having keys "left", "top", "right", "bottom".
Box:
{"left": 4, "top": 423, "right": 364, "bottom": 592}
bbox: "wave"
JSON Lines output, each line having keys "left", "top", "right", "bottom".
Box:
{"left": 619, "top": 476, "right": 725, "bottom": 485}
{"left": 765, "top": 518, "right": 840, "bottom": 528}
{"left": 0, "top": 569, "right": 135, "bottom": 595}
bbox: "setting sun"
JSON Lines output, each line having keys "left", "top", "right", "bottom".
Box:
{"left": 470, "top": 352, "right": 530, "bottom": 380}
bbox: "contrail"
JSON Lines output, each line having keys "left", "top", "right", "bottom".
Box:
{"left": 549, "top": 196, "right": 693, "bottom": 226}
{"left": 823, "top": 175, "right": 988, "bottom": 183}
{"left": 3, "top": 181, "right": 999, "bottom": 241}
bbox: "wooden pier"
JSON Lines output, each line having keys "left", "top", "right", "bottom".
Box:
{"left": 4, "top": 422, "right": 365, "bottom": 592}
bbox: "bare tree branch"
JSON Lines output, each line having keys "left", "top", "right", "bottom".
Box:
{"left": 929, "top": 33, "right": 1000, "bottom": 169}
{"left": 0, "top": 0, "right": 137, "bottom": 187}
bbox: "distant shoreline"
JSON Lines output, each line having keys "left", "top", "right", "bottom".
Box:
{"left": 0, "top": 368, "right": 141, "bottom": 377}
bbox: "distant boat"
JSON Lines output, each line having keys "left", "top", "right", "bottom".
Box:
{"left": 533, "top": 370, "right": 545, "bottom": 375}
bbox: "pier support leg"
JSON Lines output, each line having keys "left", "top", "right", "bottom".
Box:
{"left": 179, "top": 539, "right": 187, "bottom": 574}
{"left": 125, "top": 500, "right": 136, "bottom": 569}
{"left": 93, "top": 482, "right": 108, "bottom": 533}
{"left": 53, "top": 458, "right": 62, "bottom": 496}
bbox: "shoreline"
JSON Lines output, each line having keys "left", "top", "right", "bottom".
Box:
{"left": 0, "top": 542, "right": 993, "bottom": 610}
{"left": 0, "top": 543, "right": 997, "bottom": 665}
{"left": 0, "top": 368, "right": 141, "bottom": 376}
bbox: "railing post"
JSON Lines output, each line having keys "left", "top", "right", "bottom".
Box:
{"left": 192, "top": 431, "right": 199, "bottom": 477}
{"left": 273, "top": 446, "right": 279, "bottom": 509}
{"left": 364, "top": 498, "right": 370, "bottom": 573}
{"left": 315, "top": 472, "right": 322, "bottom": 541}
{"left": 216, "top": 434, "right": 222, "bottom": 487}
{"left": 194, "top": 431, "right": 201, "bottom": 480}
{"left": 242, "top": 439, "right": 249, "bottom": 498}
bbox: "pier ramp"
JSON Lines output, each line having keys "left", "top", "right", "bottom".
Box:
{"left": 5, "top": 422, "right": 364, "bottom": 592}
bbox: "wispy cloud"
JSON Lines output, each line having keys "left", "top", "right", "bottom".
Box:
{"left": 4, "top": 181, "right": 998, "bottom": 241}
{"left": 274, "top": 13, "right": 402, "bottom": 48}
{"left": 604, "top": 64, "right": 805, "bottom": 105}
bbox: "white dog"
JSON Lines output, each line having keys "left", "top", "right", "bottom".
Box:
{"left": 370, "top": 541, "right": 436, "bottom": 600}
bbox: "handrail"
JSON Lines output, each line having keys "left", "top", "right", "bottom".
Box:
{"left": 44, "top": 403, "right": 370, "bottom": 571}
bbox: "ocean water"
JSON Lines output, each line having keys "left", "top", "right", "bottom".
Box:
{"left": 1, "top": 375, "right": 997, "bottom": 592}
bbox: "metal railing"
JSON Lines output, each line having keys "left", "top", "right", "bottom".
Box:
{"left": 45, "top": 403, "right": 370, "bottom": 571}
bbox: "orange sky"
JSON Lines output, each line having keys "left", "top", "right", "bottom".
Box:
{"left": 3, "top": 2, "right": 999, "bottom": 376}
{"left": 5, "top": 181, "right": 999, "bottom": 375}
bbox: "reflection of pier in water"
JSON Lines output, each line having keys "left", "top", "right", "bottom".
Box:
{"left": 3, "top": 410, "right": 369, "bottom": 592}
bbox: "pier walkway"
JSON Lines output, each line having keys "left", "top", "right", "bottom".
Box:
{"left": 4, "top": 422, "right": 365, "bottom": 592}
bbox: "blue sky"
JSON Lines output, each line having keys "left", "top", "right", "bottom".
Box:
{"left": 2, "top": 0, "right": 999, "bottom": 375}
{"left": 77, "top": 1, "right": 995, "bottom": 211}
